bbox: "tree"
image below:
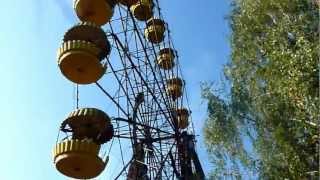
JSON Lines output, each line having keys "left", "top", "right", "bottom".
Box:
{"left": 203, "top": 0, "right": 319, "bottom": 179}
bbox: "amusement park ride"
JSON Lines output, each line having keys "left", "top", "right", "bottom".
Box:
{"left": 52, "top": 0, "right": 205, "bottom": 179}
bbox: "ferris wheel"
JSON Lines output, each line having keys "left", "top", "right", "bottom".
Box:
{"left": 52, "top": 0, "right": 205, "bottom": 179}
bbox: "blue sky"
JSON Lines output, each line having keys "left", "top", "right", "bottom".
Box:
{"left": 0, "top": 0, "right": 230, "bottom": 179}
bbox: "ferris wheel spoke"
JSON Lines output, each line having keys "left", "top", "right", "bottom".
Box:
{"left": 108, "top": 26, "right": 153, "bottom": 129}
{"left": 153, "top": 141, "right": 177, "bottom": 179}
{"left": 109, "top": 16, "right": 175, "bottom": 133}
{"left": 105, "top": 59, "right": 136, "bottom": 111}
{"left": 95, "top": 82, "right": 131, "bottom": 117}
{"left": 169, "top": 150, "right": 181, "bottom": 179}
{"left": 127, "top": 14, "right": 176, "bottom": 110}
{"left": 113, "top": 117, "right": 173, "bottom": 136}
{"left": 110, "top": 32, "right": 175, "bottom": 127}
{"left": 96, "top": 67, "right": 149, "bottom": 135}
{"left": 113, "top": 157, "right": 134, "bottom": 180}
{"left": 154, "top": 148, "right": 169, "bottom": 179}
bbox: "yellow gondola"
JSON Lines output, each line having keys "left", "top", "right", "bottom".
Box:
{"left": 157, "top": 48, "right": 175, "bottom": 70}
{"left": 175, "top": 108, "right": 189, "bottom": 129}
{"left": 74, "top": 0, "right": 115, "bottom": 26}
{"left": 166, "top": 77, "right": 183, "bottom": 100}
{"left": 57, "top": 40, "right": 106, "bottom": 84}
{"left": 130, "top": 0, "right": 153, "bottom": 21}
{"left": 53, "top": 139, "right": 107, "bottom": 179}
{"left": 60, "top": 108, "right": 114, "bottom": 143}
{"left": 53, "top": 108, "right": 112, "bottom": 179}
{"left": 63, "top": 22, "right": 111, "bottom": 60}
{"left": 144, "top": 18, "right": 165, "bottom": 43}
{"left": 119, "top": 0, "right": 138, "bottom": 6}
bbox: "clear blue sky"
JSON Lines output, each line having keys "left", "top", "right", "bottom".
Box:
{"left": 0, "top": 0, "right": 230, "bottom": 179}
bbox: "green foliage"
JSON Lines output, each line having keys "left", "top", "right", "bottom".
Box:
{"left": 203, "top": 0, "right": 319, "bottom": 178}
